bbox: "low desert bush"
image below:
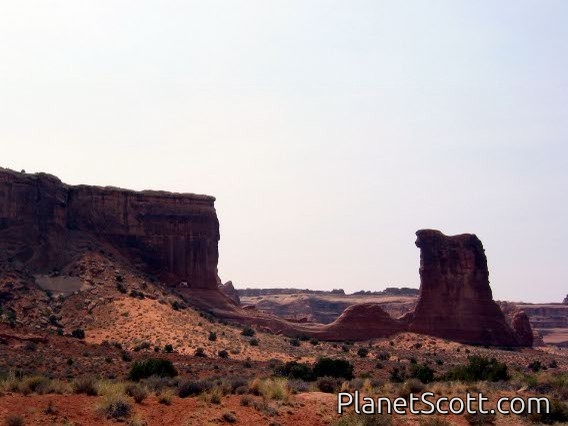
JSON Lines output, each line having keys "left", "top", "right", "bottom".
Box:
{"left": 445, "top": 356, "right": 509, "bottom": 382}
{"left": 72, "top": 377, "right": 98, "bottom": 396}
{"left": 398, "top": 379, "right": 424, "bottom": 398}
{"left": 97, "top": 394, "right": 132, "bottom": 420}
{"left": 249, "top": 378, "right": 289, "bottom": 401}
{"left": 317, "top": 377, "right": 340, "bottom": 393}
{"left": 4, "top": 415, "right": 25, "bottom": 426}
{"left": 275, "top": 357, "right": 354, "bottom": 382}
{"left": 241, "top": 327, "right": 255, "bottom": 337}
{"left": 409, "top": 363, "right": 435, "bottom": 384}
{"left": 275, "top": 361, "right": 314, "bottom": 381}
{"left": 128, "top": 358, "right": 178, "bottom": 381}
{"left": 314, "top": 358, "right": 354, "bottom": 380}
{"left": 71, "top": 328, "right": 85, "bottom": 339}
{"left": 240, "top": 395, "right": 253, "bottom": 406}
{"left": 288, "top": 379, "right": 310, "bottom": 394}
{"left": 222, "top": 412, "right": 237, "bottom": 423}
{"left": 178, "top": 380, "right": 211, "bottom": 398}
{"left": 157, "top": 388, "right": 174, "bottom": 405}
{"left": 126, "top": 383, "right": 148, "bottom": 404}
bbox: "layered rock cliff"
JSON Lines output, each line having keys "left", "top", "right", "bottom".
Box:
{"left": 0, "top": 168, "right": 533, "bottom": 346}
{"left": 0, "top": 168, "right": 219, "bottom": 289}
{"left": 407, "top": 229, "right": 525, "bottom": 346}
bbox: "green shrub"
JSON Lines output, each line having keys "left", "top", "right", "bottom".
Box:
{"left": 218, "top": 350, "right": 229, "bottom": 359}
{"left": 208, "top": 331, "right": 217, "bottom": 341}
{"left": 275, "top": 361, "right": 314, "bottom": 381}
{"left": 409, "top": 363, "right": 434, "bottom": 384}
{"left": 163, "top": 344, "right": 173, "bottom": 353}
{"left": 314, "top": 358, "right": 354, "bottom": 380}
{"left": 389, "top": 367, "right": 407, "bottom": 383}
{"left": 241, "top": 327, "right": 255, "bottom": 337}
{"left": 249, "top": 338, "right": 259, "bottom": 346}
{"left": 128, "top": 358, "right": 178, "bottom": 382}
{"left": 445, "top": 356, "right": 508, "bottom": 382}
{"left": 357, "top": 347, "right": 369, "bottom": 358}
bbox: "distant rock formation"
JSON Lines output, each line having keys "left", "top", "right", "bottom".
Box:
{"left": 0, "top": 168, "right": 533, "bottom": 346}
{"left": 0, "top": 168, "right": 219, "bottom": 289}
{"left": 563, "top": 295, "right": 568, "bottom": 304}
{"left": 219, "top": 281, "right": 240, "bottom": 305}
{"left": 314, "top": 303, "right": 402, "bottom": 340}
{"left": 407, "top": 230, "right": 527, "bottom": 346}
{"left": 511, "top": 311, "right": 534, "bottom": 347}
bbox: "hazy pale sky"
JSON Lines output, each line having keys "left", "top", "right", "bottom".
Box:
{"left": 1, "top": 1, "right": 567, "bottom": 303}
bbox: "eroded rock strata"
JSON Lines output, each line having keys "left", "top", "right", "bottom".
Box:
{"left": 0, "top": 168, "right": 219, "bottom": 289}
{"left": 0, "top": 168, "right": 532, "bottom": 346}
{"left": 407, "top": 229, "right": 524, "bottom": 346}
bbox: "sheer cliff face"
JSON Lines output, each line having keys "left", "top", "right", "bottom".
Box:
{"left": 0, "top": 169, "right": 219, "bottom": 289}
{"left": 409, "top": 229, "right": 520, "bottom": 346}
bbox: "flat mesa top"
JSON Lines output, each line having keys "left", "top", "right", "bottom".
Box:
{"left": 0, "top": 167, "right": 216, "bottom": 202}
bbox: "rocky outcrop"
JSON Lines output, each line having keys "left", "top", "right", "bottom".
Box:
{"left": 314, "top": 303, "right": 402, "bottom": 340}
{"left": 0, "top": 169, "right": 533, "bottom": 346}
{"left": 406, "top": 230, "right": 529, "bottom": 346}
{"left": 219, "top": 281, "right": 240, "bottom": 305}
{"left": 563, "top": 295, "right": 568, "bottom": 304}
{"left": 0, "top": 168, "right": 219, "bottom": 288}
{"left": 511, "top": 311, "right": 534, "bottom": 347}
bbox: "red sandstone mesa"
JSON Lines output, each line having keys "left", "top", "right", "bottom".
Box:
{"left": 0, "top": 168, "right": 533, "bottom": 346}
{"left": 0, "top": 168, "right": 219, "bottom": 289}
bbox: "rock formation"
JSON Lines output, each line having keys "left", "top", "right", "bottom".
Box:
{"left": 511, "top": 311, "right": 534, "bottom": 347}
{"left": 314, "top": 303, "right": 402, "bottom": 340}
{"left": 407, "top": 229, "right": 525, "bottom": 346}
{"left": 0, "top": 168, "right": 219, "bottom": 288}
{"left": 0, "top": 168, "right": 533, "bottom": 346}
{"left": 219, "top": 281, "right": 240, "bottom": 305}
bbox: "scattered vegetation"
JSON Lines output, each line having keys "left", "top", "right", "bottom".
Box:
{"left": 241, "top": 327, "right": 255, "bottom": 337}
{"left": 445, "top": 356, "right": 509, "bottom": 382}
{"left": 128, "top": 358, "right": 178, "bottom": 382}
